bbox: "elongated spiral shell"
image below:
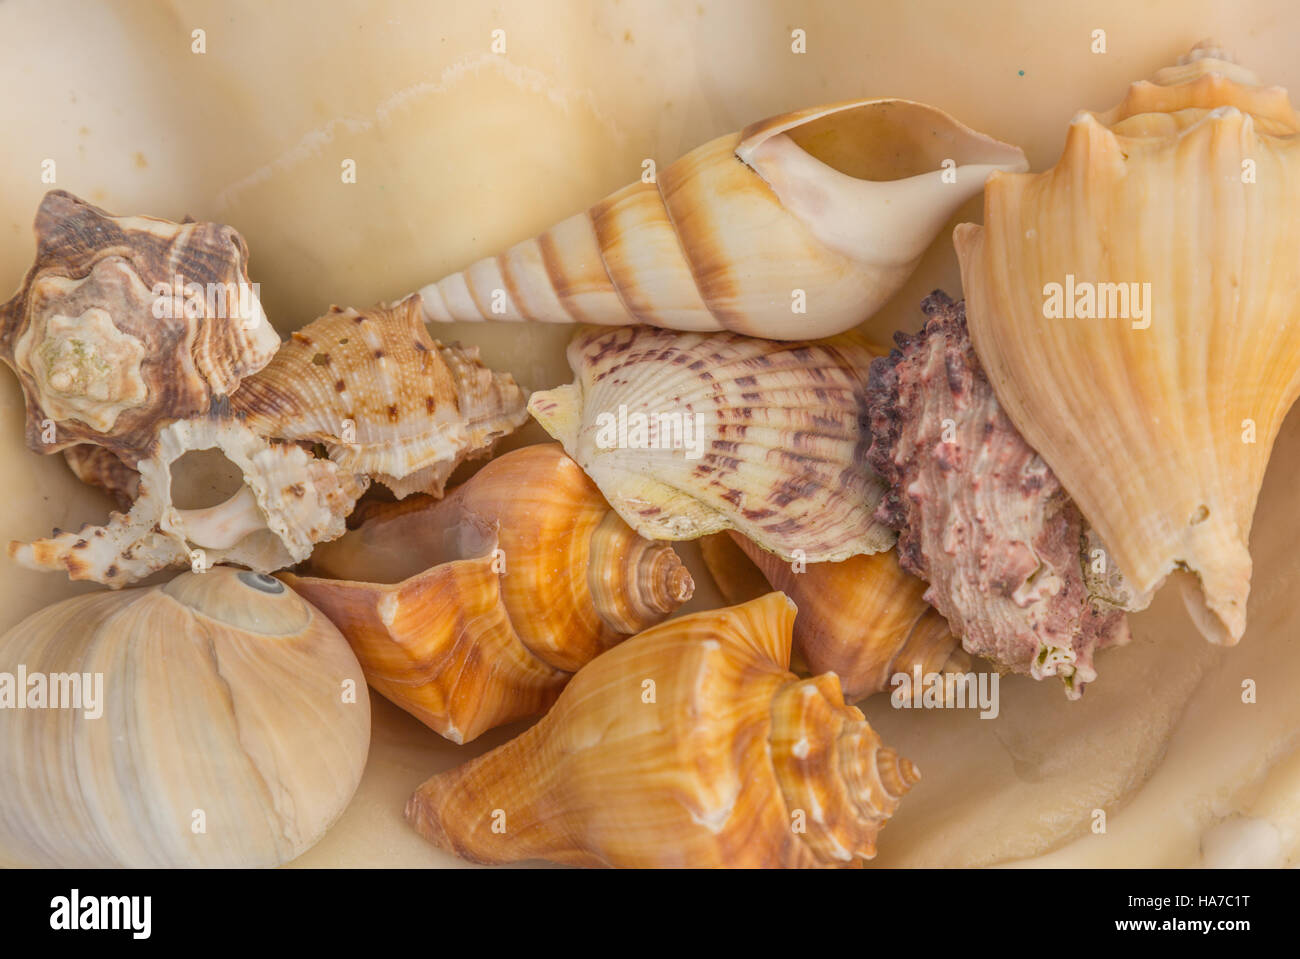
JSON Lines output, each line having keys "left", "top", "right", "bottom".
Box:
{"left": 232, "top": 295, "right": 528, "bottom": 498}
{"left": 419, "top": 99, "right": 1026, "bottom": 339}
{"left": 406, "top": 592, "right": 918, "bottom": 867}
{"left": 0, "top": 190, "right": 279, "bottom": 464}
{"left": 283, "top": 443, "right": 694, "bottom": 743}
{"left": 528, "top": 324, "right": 895, "bottom": 563}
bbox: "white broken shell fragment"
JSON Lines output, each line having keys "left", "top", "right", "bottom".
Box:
{"left": 9, "top": 417, "right": 368, "bottom": 587}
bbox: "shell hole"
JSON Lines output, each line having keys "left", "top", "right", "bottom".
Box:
{"left": 1190, "top": 504, "right": 1210, "bottom": 525}
{"left": 170, "top": 450, "right": 246, "bottom": 509}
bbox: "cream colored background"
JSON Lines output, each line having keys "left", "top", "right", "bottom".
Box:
{"left": 1, "top": 0, "right": 1298, "bottom": 867}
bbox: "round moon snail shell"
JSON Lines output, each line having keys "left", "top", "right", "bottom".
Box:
{"left": 0, "top": 567, "right": 371, "bottom": 868}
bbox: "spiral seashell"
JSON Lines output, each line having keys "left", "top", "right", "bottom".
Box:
{"left": 0, "top": 568, "right": 370, "bottom": 867}
{"left": 282, "top": 443, "right": 694, "bottom": 743}
{"left": 700, "top": 531, "right": 970, "bottom": 701}
{"left": 0, "top": 191, "right": 280, "bottom": 465}
{"left": 954, "top": 41, "right": 1300, "bottom": 646}
{"left": 405, "top": 592, "right": 918, "bottom": 867}
{"left": 231, "top": 295, "right": 529, "bottom": 499}
{"left": 528, "top": 324, "right": 895, "bottom": 563}
{"left": 418, "top": 99, "right": 1026, "bottom": 339}
{"left": 867, "top": 292, "right": 1131, "bottom": 696}
{"left": 9, "top": 416, "right": 368, "bottom": 587}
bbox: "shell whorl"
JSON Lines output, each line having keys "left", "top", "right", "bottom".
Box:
{"left": 770, "top": 673, "right": 921, "bottom": 863}
{"left": 0, "top": 191, "right": 279, "bottom": 464}
{"left": 288, "top": 444, "right": 694, "bottom": 741}
{"left": 405, "top": 592, "right": 916, "bottom": 867}
{"left": 587, "top": 511, "right": 695, "bottom": 636}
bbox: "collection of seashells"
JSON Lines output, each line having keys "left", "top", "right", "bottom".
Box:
{"left": 0, "top": 41, "right": 1295, "bottom": 868}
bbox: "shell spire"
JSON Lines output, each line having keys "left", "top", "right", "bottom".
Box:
{"left": 406, "top": 592, "right": 917, "bottom": 867}
{"left": 955, "top": 44, "right": 1300, "bottom": 646}
{"left": 418, "top": 99, "right": 1026, "bottom": 339}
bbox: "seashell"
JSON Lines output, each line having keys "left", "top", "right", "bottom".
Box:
{"left": 699, "top": 531, "right": 970, "bottom": 701}
{"left": 405, "top": 592, "right": 918, "bottom": 867}
{"left": 9, "top": 416, "right": 368, "bottom": 587}
{"left": 0, "top": 567, "right": 370, "bottom": 867}
{"left": 528, "top": 324, "right": 895, "bottom": 563}
{"left": 62, "top": 443, "right": 140, "bottom": 510}
{"left": 232, "top": 296, "right": 529, "bottom": 498}
{"left": 282, "top": 443, "right": 694, "bottom": 743}
{"left": 418, "top": 99, "right": 1026, "bottom": 339}
{"left": 867, "top": 292, "right": 1130, "bottom": 696}
{"left": 954, "top": 42, "right": 1300, "bottom": 645}
{"left": 0, "top": 190, "right": 280, "bottom": 465}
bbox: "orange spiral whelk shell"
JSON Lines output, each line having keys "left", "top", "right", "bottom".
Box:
{"left": 700, "top": 532, "right": 969, "bottom": 701}
{"left": 419, "top": 99, "right": 1025, "bottom": 339}
{"left": 232, "top": 296, "right": 529, "bottom": 498}
{"left": 0, "top": 191, "right": 279, "bottom": 465}
{"left": 955, "top": 42, "right": 1300, "bottom": 645}
{"left": 406, "top": 592, "right": 918, "bottom": 867}
{"left": 283, "top": 444, "right": 694, "bottom": 743}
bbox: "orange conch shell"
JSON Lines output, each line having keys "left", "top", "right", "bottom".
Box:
{"left": 283, "top": 444, "right": 693, "bottom": 743}
{"left": 406, "top": 592, "right": 918, "bottom": 867}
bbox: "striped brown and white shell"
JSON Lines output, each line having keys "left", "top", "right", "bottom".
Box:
{"left": 418, "top": 99, "right": 1025, "bottom": 339}
{"left": 284, "top": 443, "right": 693, "bottom": 743}
{"left": 9, "top": 417, "right": 367, "bottom": 587}
{"left": 0, "top": 191, "right": 280, "bottom": 465}
{"left": 527, "top": 324, "right": 895, "bottom": 563}
{"left": 406, "top": 592, "right": 919, "bottom": 867}
{"left": 232, "top": 296, "right": 528, "bottom": 498}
